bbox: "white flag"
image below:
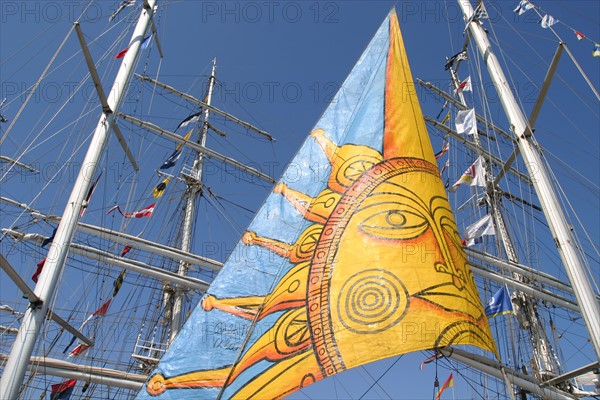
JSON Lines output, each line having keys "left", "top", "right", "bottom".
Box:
{"left": 462, "top": 214, "right": 496, "bottom": 246}
{"left": 455, "top": 109, "right": 477, "bottom": 135}
{"left": 449, "top": 156, "right": 486, "bottom": 192}
{"left": 541, "top": 15, "right": 558, "bottom": 29}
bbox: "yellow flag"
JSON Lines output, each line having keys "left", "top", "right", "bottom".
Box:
{"left": 442, "top": 110, "right": 451, "bottom": 125}
{"left": 152, "top": 177, "right": 170, "bottom": 199}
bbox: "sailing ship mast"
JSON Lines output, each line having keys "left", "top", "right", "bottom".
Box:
{"left": 458, "top": 0, "right": 600, "bottom": 366}
{"left": 165, "top": 59, "right": 218, "bottom": 343}
{"left": 446, "top": 52, "right": 561, "bottom": 390}
{"left": 0, "top": 1, "right": 275, "bottom": 392}
{"left": 0, "top": 2, "right": 159, "bottom": 398}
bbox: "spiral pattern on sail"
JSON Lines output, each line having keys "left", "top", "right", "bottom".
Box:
{"left": 337, "top": 269, "right": 409, "bottom": 334}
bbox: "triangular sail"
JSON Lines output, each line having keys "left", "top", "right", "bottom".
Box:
{"left": 137, "top": 9, "right": 496, "bottom": 400}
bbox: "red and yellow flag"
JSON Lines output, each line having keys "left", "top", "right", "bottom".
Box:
{"left": 435, "top": 373, "right": 455, "bottom": 400}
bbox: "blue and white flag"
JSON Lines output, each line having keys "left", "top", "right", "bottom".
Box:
{"left": 485, "top": 286, "right": 514, "bottom": 317}
{"left": 159, "top": 149, "right": 182, "bottom": 170}
{"left": 159, "top": 130, "right": 192, "bottom": 170}
{"left": 176, "top": 112, "right": 201, "bottom": 131}
{"left": 109, "top": 0, "right": 136, "bottom": 22}
{"left": 513, "top": 0, "right": 534, "bottom": 15}
{"left": 41, "top": 227, "right": 57, "bottom": 247}
{"left": 541, "top": 14, "right": 558, "bottom": 29}
{"left": 141, "top": 35, "right": 153, "bottom": 50}
{"left": 461, "top": 213, "right": 495, "bottom": 245}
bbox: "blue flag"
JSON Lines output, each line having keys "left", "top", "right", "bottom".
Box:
{"left": 485, "top": 286, "right": 514, "bottom": 318}
{"left": 41, "top": 227, "right": 57, "bottom": 247}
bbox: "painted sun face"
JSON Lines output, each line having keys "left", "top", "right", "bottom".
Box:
{"left": 146, "top": 130, "right": 494, "bottom": 399}
{"left": 307, "top": 148, "right": 487, "bottom": 379}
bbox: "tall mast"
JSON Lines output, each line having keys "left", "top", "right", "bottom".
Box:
{"left": 448, "top": 64, "right": 559, "bottom": 395}
{"left": 0, "top": 2, "right": 158, "bottom": 399}
{"left": 457, "top": 0, "right": 600, "bottom": 363}
{"left": 168, "top": 59, "right": 217, "bottom": 343}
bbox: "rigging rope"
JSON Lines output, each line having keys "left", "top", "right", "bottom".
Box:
{"left": 0, "top": 24, "right": 76, "bottom": 146}
{"left": 356, "top": 356, "right": 401, "bottom": 400}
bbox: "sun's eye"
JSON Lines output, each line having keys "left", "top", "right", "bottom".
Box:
{"left": 359, "top": 204, "right": 429, "bottom": 240}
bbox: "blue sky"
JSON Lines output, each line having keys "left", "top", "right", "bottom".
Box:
{"left": 1, "top": 1, "right": 599, "bottom": 399}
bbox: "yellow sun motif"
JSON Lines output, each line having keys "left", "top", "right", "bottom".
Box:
{"left": 146, "top": 129, "right": 494, "bottom": 399}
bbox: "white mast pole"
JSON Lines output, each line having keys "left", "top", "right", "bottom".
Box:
{"left": 458, "top": 0, "right": 600, "bottom": 362}
{"left": 169, "top": 58, "right": 217, "bottom": 343}
{"left": 0, "top": 2, "right": 158, "bottom": 398}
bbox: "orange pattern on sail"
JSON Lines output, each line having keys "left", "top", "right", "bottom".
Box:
{"left": 384, "top": 12, "right": 435, "bottom": 162}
